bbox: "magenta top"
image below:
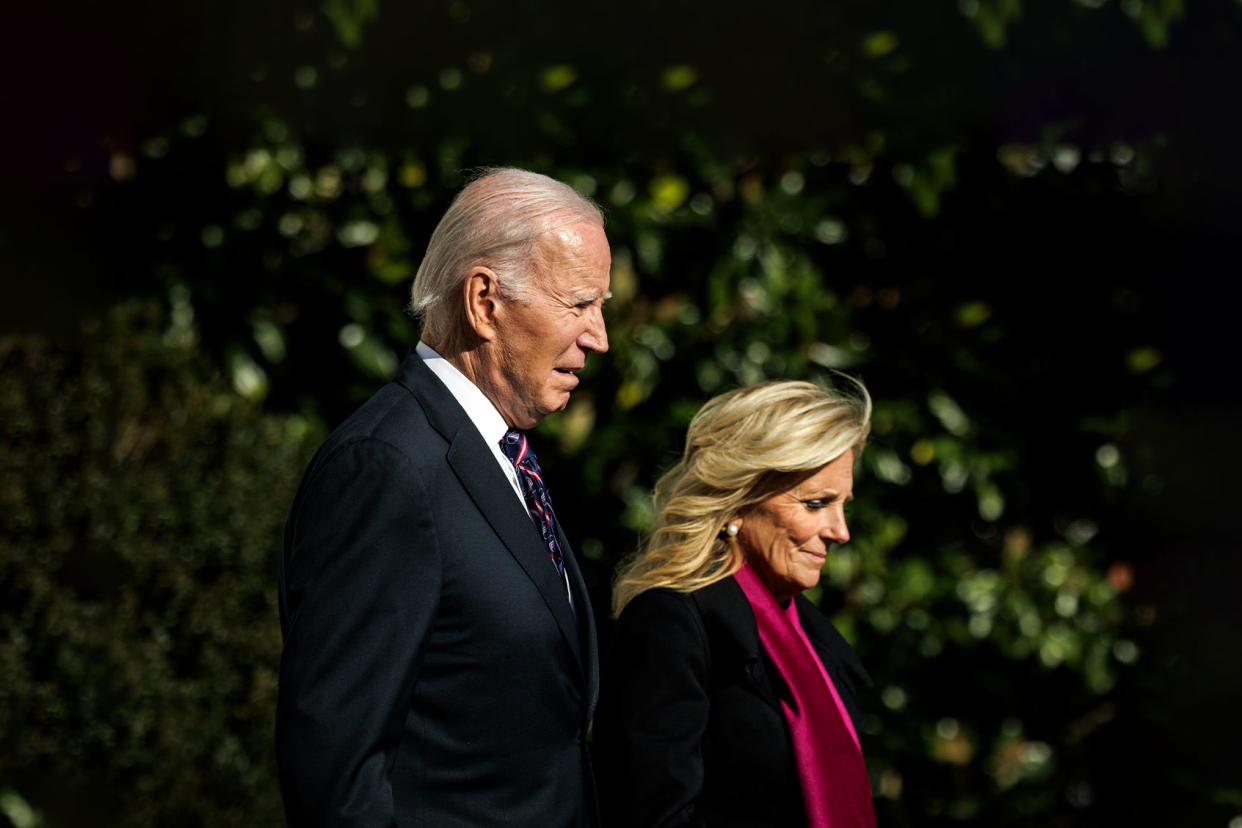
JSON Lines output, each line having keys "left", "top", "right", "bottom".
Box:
{"left": 784, "top": 599, "right": 861, "bottom": 750}
{"left": 733, "top": 563, "right": 876, "bottom": 827}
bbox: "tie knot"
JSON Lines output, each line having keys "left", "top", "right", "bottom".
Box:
{"left": 501, "top": 429, "right": 532, "bottom": 467}
{"left": 502, "top": 429, "right": 547, "bottom": 483}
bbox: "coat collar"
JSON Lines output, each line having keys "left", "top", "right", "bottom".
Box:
{"left": 691, "top": 575, "right": 870, "bottom": 729}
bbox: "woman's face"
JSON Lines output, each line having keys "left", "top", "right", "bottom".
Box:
{"left": 736, "top": 451, "right": 855, "bottom": 604}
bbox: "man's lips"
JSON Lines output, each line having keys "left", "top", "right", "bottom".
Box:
{"left": 552, "top": 367, "right": 581, "bottom": 391}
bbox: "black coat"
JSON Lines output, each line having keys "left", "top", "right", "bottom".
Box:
{"left": 276, "top": 352, "right": 599, "bottom": 827}
{"left": 594, "top": 577, "right": 872, "bottom": 827}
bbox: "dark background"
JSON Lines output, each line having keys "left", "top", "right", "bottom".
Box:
{"left": 2, "top": 0, "right": 1240, "bottom": 824}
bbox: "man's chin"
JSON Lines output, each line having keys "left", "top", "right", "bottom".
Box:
{"left": 523, "top": 393, "right": 571, "bottom": 428}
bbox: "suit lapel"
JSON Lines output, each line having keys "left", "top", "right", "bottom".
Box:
{"left": 557, "top": 523, "right": 599, "bottom": 713}
{"left": 395, "top": 353, "right": 587, "bottom": 678}
{"left": 447, "top": 434, "right": 585, "bottom": 671}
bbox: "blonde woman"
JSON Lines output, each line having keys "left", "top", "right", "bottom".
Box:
{"left": 595, "top": 380, "right": 878, "bottom": 828}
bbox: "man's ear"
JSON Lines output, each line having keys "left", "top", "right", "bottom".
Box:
{"left": 462, "top": 266, "right": 501, "bottom": 341}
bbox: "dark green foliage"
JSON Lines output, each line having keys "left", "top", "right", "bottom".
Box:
{"left": 0, "top": 305, "right": 320, "bottom": 827}
{"left": 3, "top": 0, "right": 1240, "bottom": 824}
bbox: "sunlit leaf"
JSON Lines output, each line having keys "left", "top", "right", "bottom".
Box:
{"left": 540, "top": 64, "right": 577, "bottom": 92}
{"left": 862, "top": 31, "right": 900, "bottom": 57}
{"left": 662, "top": 65, "right": 698, "bottom": 91}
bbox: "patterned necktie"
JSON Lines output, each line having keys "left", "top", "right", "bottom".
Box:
{"left": 501, "top": 429, "right": 573, "bottom": 608}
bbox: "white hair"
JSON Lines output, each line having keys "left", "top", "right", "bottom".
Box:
{"left": 409, "top": 167, "right": 604, "bottom": 344}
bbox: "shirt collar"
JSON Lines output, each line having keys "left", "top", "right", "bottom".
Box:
{"left": 415, "top": 341, "right": 510, "bottom": 448}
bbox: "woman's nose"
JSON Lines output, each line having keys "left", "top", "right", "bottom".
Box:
{"left": 822, "top": 509, "right": 849, "bottom": 544}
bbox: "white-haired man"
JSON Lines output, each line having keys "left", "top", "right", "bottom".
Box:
{"left": 276, "top": 168, "right": 611, "bottom": 826}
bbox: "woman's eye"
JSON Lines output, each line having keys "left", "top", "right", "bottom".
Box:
{"left": 804, "top": 499, "right": 827, "bottom": 510}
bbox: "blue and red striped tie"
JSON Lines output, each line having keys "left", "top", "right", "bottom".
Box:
{"left": 501, "top": 429, "right": 574, "bottom": 609}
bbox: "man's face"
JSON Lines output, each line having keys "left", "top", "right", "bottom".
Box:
{"left": 491, "top": 221, "right": 611, "bottom": 430}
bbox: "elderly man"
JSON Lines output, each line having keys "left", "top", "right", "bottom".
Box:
{"left": 276, "top": 168, "right": 611, "bottom": 826}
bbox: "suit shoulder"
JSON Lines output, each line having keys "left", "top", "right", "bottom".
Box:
{"left": 687, "top": 575, "right": 747, "bottom": 615}
{"left": 617, "top": 587, "right": 697, "bottom": 625}
{"left": 622, "top": 578, "right": 751, "bottom": 631}
{"left": 292, "top": 390, "right": 440, "bottom": 502}
{"left": 690, "top": 577, "right": 765, "bottom": 661}
{"left": 318, "top": 381, "right": 444, "bottom": 462}
{"left": 618, "top": 578, "right": 760, "bottom": 662}
{"left": 341, "top": 381, "right": 435, "bottom": 441}
{"left": 614, "top": 588, "right": 710, "bottom": 651}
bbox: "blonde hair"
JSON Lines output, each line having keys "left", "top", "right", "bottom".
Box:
{"left": 611, "top": 378, "right": 871, "bottom": 617}
{"left": 409, "top": 167, "right": 603, "bottom": 347}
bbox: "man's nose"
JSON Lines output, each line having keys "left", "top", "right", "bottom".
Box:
{"left": 579, "top": 309, "right": 609, "bottom": 353}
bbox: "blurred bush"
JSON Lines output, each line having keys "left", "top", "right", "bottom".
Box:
{"left": 4, "top": 0, "right": 1239, "bottom": 823}
{"left": 0, "top": 304, "right": 320, "bottom": 826}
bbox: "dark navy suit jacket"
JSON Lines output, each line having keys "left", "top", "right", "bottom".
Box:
{"left": 276, "top": 352, "right": 599, "bottom": 827}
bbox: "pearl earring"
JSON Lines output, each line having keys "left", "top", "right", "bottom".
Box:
{"left": 726, "top": 523, "right": 739, "bottom": 537}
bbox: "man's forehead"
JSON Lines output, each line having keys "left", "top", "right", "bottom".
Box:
{"left": 530, "top": 223, "right": 611, "bottom": 294}
{"left": 534, "top": 220, "right": 608, "bottom": 258}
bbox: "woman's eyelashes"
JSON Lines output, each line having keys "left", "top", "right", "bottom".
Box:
{"left": 802, "top": 495, "right": 854, "bottom": 513}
